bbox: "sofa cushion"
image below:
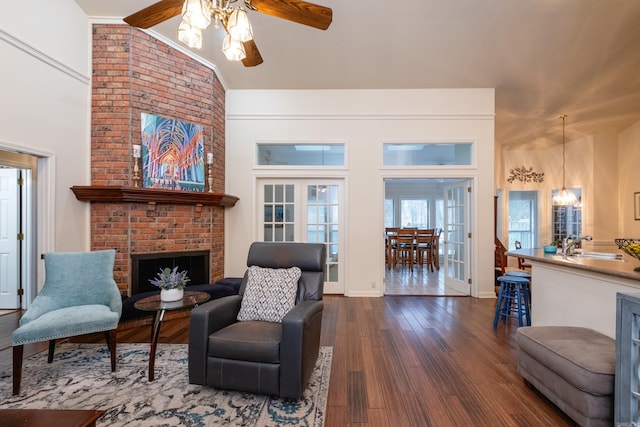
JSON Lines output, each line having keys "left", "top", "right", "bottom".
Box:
{"left": 237, "top": 266, "right": 301, "bottom": 323}
{"left": 516, "top": 326, "right": 615, "bottom": 396}
{"left": 208, "top": 321, "right": 282, "bottom": 363}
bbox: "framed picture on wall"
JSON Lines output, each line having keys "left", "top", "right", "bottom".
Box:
{"left": 635, "top": 192, "right": 640, "bottom": 221}
{"left": 140, "top": 113, "right": 205, "bottom": 191}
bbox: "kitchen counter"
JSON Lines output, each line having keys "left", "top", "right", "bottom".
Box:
{"left": 508, "top": 248, "right": 640, "bottom": 281}
{"left": 506, "top": 248, "right": 640, "bottom": 338}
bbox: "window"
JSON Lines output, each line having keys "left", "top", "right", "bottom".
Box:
{"left": 551, "top": 188, "right": 582, "bottom": 243}
{"left": 383, "top": 143, "right": 473, "bottom": 166}
{"left": 257, "top": 143, "right": 344, "bottom": 166}
{"left": 400, "top": 199, "right": 430, "bottom": 228}
{"left": 508, "top": 191, "right": 538, "bottom": 250}
{"left": 263, "top": 184, "right": 295, "bottom": 242}
{"left": 384, "top": 199, "right": 395, "bottom": 227}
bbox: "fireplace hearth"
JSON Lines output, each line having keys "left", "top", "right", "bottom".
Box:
{"left": 131, "top": 251, "right": 210, "bottom": 295}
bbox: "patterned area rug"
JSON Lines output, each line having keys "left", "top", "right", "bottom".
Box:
{"left": 0, "top": 343, "right": 332, "bottom": 426}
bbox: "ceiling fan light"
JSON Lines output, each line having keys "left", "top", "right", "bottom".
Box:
{"left": 227, "top": 8, "right": 253, "bottom": 42}
{"left": 181, "top": 0, "right": 211, "bottom": 30}
{"left": 222, "top": 34, "right": 246, "bottom": 61}
{"left": 178, "top": 20, "right": 203, "bottom": 49}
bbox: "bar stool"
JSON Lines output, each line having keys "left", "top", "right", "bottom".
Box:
{"left": 493, "top": 275, "right": 531, "bottom": 329}
{"left": 505, "top": 271, "right": 531, "bottom": 279}
{"left": 505, "top": 271, "right": 532, "bottom": 307}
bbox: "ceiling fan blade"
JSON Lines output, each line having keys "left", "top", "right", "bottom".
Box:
{"left": 123, "top": 0, "right": 185, "bottom": 29}
{"left": 242, "top": 39, "right": 264, "bottom": 67}
{"left": 249, "top": 0, "right": 332, "bottom": 30}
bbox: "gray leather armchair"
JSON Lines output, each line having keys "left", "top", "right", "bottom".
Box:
{"left": 188, "top": 242, "right": 326, "bottom": 399}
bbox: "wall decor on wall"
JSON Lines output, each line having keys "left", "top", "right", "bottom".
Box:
{"left": 635, "top": 192, "right": 640, "bottom": 220}
{"left": 506, "top": 166, "right": 544, "bottom": 183}
{"left": 141, "top": 113, "right": 205, "bottom": 191}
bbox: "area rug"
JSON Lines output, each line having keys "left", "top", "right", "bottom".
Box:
{"left": 0, "top": 343, "right": 332, "bottom": 426}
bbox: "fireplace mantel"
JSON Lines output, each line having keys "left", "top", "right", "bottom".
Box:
{"left": 71, "top": 186, "right": 239, "bottom": 207}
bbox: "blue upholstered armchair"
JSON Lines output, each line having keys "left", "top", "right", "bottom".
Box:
{"left": 12, "top": 250, "right": 122, "bottom": 395}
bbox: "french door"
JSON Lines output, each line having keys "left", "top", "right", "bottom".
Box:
{"left": 443, "top": 180, "right": 472, "bottom": 295}
{"left": 258, "top": 179, "right": 344, "bottom": 294}
{"left": 0, "top": 168, "right": 20, "bottom": 308}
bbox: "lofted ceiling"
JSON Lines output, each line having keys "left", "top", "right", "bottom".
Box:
{"left": 74, "top": 0, "right": 640, "bottom": 150}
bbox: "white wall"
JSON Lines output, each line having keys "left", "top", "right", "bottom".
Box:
{"left": 225, "top": 89, "right": 496, "bottom": 298}
{"left": 619, "top": 120, "right": 640, "bottom": 237}
{"left": 499, "top": 123, "right": 636, "bottom": 253}
{"left": 0, "top": 0, "right": 92, "bottom": 254}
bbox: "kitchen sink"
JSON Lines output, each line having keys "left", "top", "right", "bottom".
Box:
{"left": 571, "top": 251, "right": 624, "bottom": 260}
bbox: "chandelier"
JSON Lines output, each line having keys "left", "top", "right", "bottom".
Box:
{"left": 552, "top": 114, "right": 578, "bottom": 206}
{"left": 177, "top": 0, "right": 254, "bottom": 61}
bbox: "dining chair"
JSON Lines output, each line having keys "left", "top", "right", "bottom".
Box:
{"left": 514, "top": 241, "right": 532, "bottom": 271}
{"left": 432, "top": 228, "right": 443, "bottom": 270}
{"left": 415, "top": 229, "right": 435, "bottom": 271}
{"left": 395, "top": 228, "right": 416, "bottom": 272}
{"left": 385, "top": 227, "right": 399, "bottom": 270}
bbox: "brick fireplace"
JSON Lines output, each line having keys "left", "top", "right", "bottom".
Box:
{"left": 88, "top": 24, "right": 227, "bottom": 295}
{"left": 131, "top": 250, "right": 210, "bottom": 294}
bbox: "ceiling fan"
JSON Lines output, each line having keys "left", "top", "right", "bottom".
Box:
{"left": 123, "top": 0, "right": 333, "bottom": 67}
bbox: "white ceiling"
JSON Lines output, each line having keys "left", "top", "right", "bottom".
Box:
{"left": 74, "top": 0, "right": 640, "bottom": 150}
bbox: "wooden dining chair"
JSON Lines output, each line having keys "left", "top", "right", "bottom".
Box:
{"left": 432, "top": 228, "right": 443, "bottom": 270}
{"left": 385, "top": 227, "right": 399, "bottom": 269}
{"left": 415, "top": 229, "right": 435, "bottom": 271}
{"left": 514, "top": 241, "right": 532, "bottom": 271}
{"left": 395, "top": 228, "right": 416, "bottom": 271}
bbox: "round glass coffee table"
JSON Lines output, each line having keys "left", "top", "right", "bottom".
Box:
{"left": 134, "top": 290, "right": 210, "bottom": 381}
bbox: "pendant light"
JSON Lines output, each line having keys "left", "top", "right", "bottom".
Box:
{"left": 552, "top": 114, "right": 578, "bottom": 206}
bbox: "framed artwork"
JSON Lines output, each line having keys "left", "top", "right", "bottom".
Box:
{"left": 140, "top": 113, "right": 205, "bottom": 191}
{"left": 635, "top": 192, "right": 640, "bottom": 221}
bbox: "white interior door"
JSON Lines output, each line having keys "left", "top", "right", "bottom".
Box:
{"left": 443, "top": 180, "right": 472, "bottom": 295}
{"left": 258, "top": 179, "right": 344, "bottom": 294}
{"left": 0, "top": 168, "right": 20, "bottom": 308}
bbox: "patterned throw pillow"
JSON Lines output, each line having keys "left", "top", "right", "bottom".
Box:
{"left": 237, "top": 266, "right": 302, "bottom": 323}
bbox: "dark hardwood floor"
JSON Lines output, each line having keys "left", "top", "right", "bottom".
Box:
{"left": 0, "top": 296, "right": 575, "bottom": 426}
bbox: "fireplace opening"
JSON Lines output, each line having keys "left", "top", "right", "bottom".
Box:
{"left": 131, "top": 250, "right": 210, "bottom": 295}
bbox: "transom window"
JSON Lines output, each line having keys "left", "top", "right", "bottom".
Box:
{"left": 383, "top": 143, "right": 473, "bottom": 166}
{"left": 257, "top": 143, "right": 344, "bottom": 166}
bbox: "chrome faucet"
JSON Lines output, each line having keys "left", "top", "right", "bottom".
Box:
{"left": 562, "top": 235, "right": 593, "bottom": 257}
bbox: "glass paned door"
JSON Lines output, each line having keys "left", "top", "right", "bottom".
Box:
{"left": 307, "top": 184, "right": 340, "bottom": 284}
{"left": 259, "top": 180, "right": 344, "bottom": 294}
{"left": 444, "top": 181, "right": 471, "bottom": 295}
{"left": 263, "top": 184, "right": 295, "bottom": 242}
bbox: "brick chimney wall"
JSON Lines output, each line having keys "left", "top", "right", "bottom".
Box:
{"left": 90, "top": 24, "right": 226, "bottom": 295}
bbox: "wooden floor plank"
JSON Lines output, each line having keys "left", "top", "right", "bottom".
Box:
{"left": 0, "top": 295, "right": 576, "bottom": 426}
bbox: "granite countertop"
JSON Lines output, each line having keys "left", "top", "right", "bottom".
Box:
{"left": 507, "top": 248, "right": 640, "bottom": 282}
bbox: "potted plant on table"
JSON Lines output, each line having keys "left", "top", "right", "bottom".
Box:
{"left": 149, "top": 266, "right": 190, "bottom": 302}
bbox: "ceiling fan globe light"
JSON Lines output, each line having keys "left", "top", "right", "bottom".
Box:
{"left": 227, "top": 8, "right": 253, "bottom": 42}
{"left": 222, "top": 35, "right": 246, "bottom": 61}
{"left": 181, "top": 0, "right": 211, "bottom": 30}
{"left": 178, "top": 20, "right": 203, "bottom": 49}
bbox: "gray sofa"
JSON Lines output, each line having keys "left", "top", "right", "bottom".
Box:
{"left": 188, "top": 242, "right": 326, "bottom": 399}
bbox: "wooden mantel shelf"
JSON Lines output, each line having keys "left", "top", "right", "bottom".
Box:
{"left": 71, "top": 186, "right": 239, "bottom": 207}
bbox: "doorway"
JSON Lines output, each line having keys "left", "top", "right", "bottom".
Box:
{"left": 383, "top": 178, "right": 472, "bottom": 296}
{"left": 257, "top": 179, "right": 345, "bottom": 294}
{"left": 0, "top": 150, "right": 38, "bottom": 310}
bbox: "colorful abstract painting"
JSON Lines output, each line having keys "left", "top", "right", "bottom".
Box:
{"left": 140, "top": 113, "right": 205, "bottom": 191}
